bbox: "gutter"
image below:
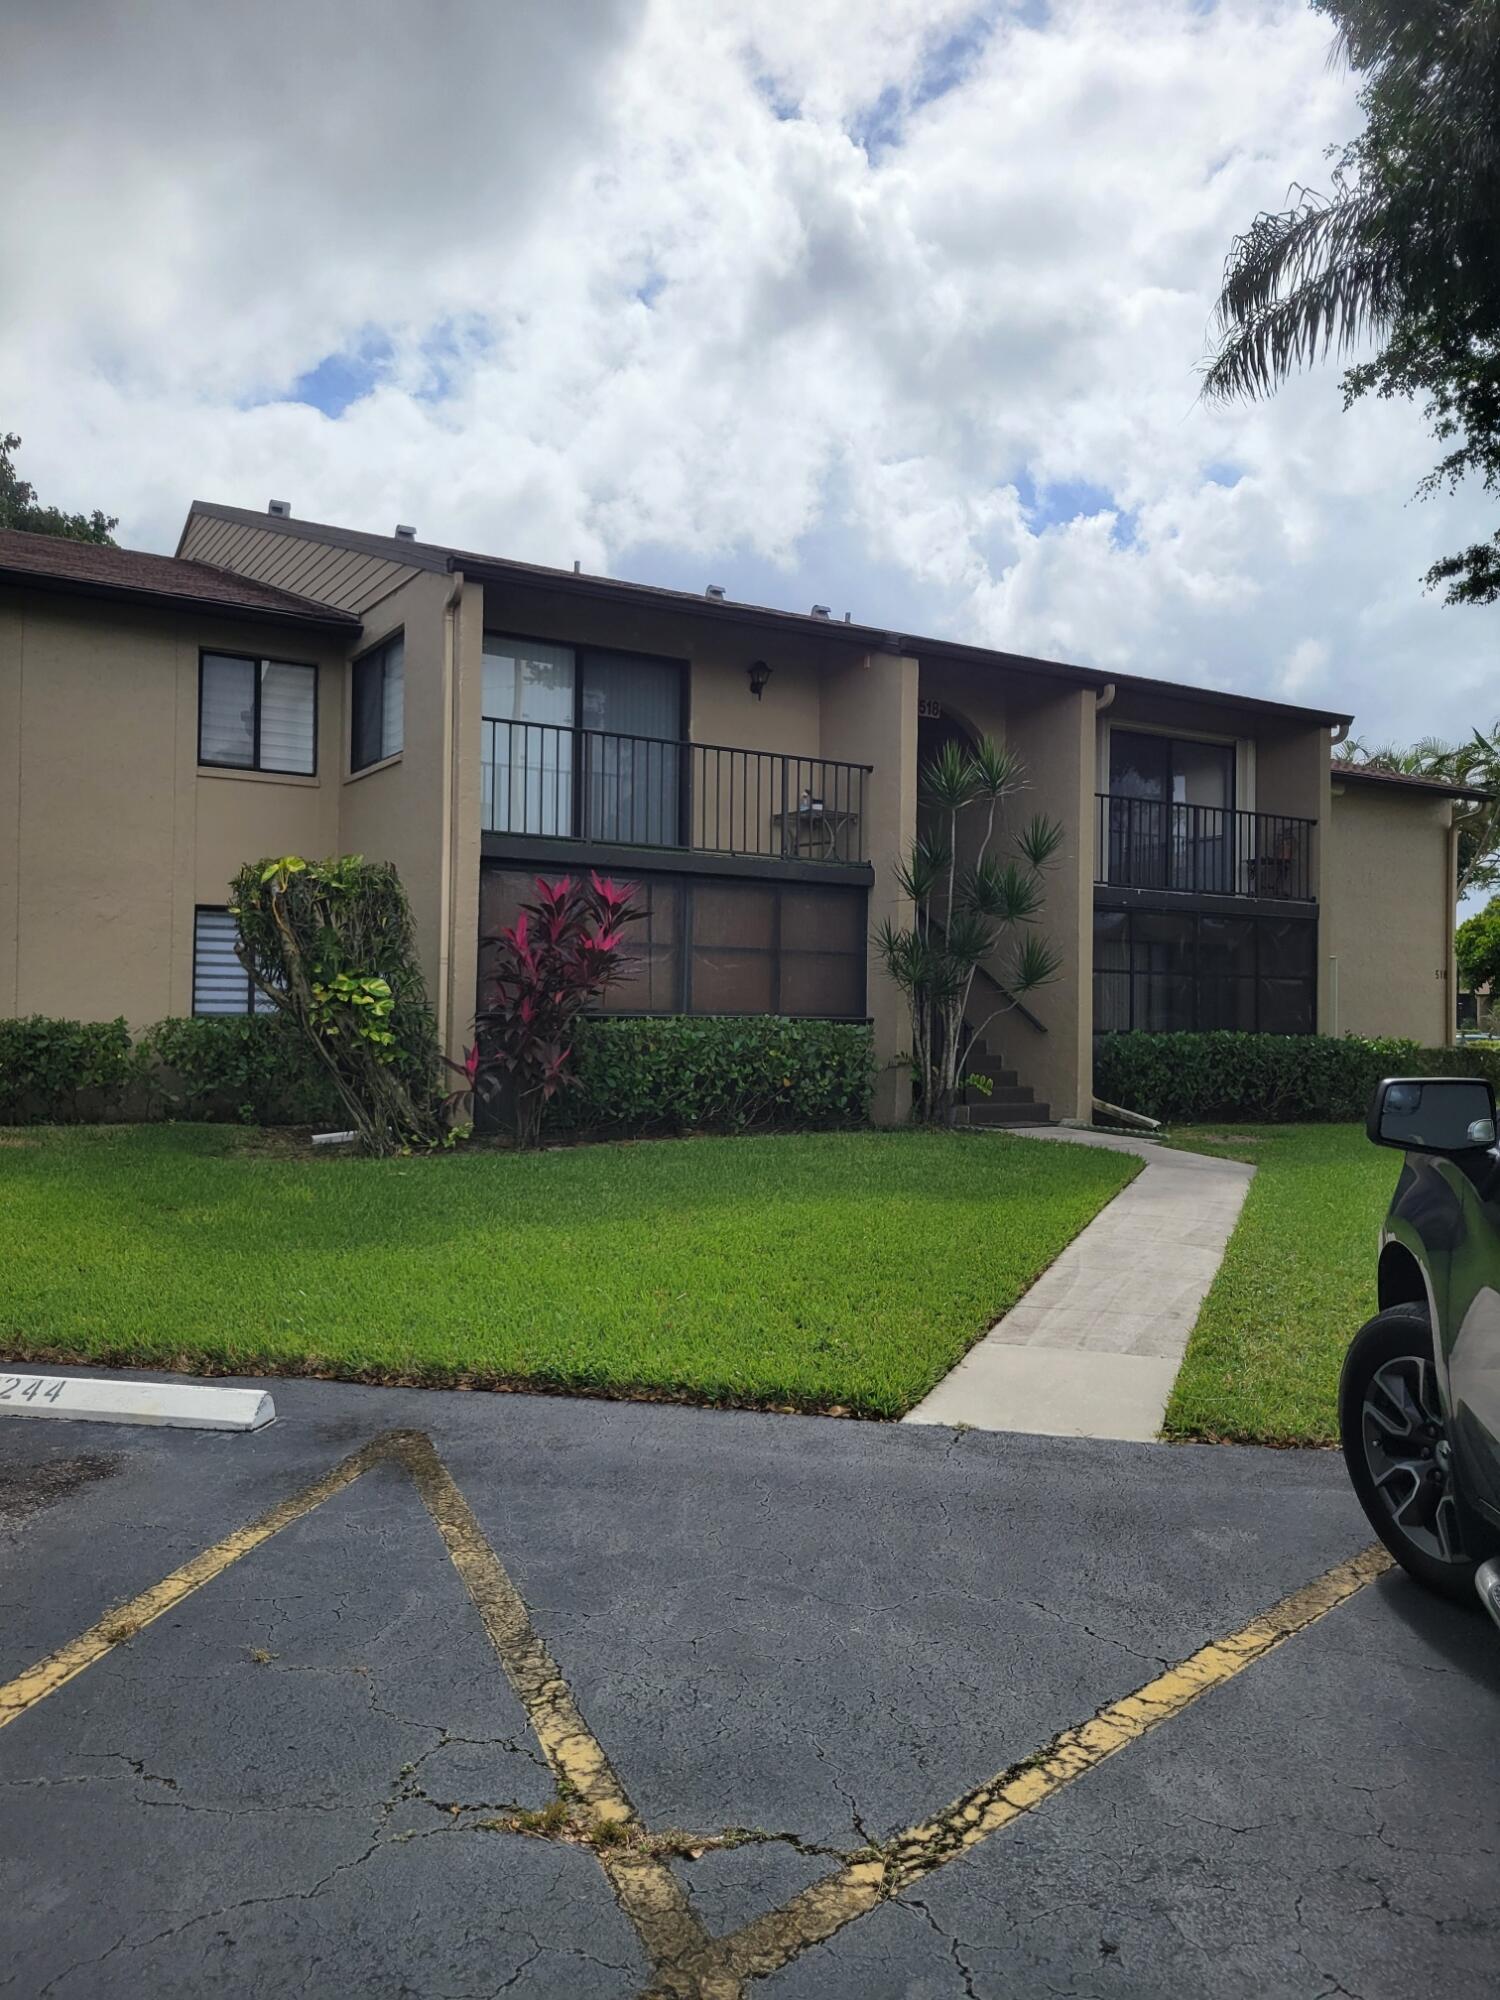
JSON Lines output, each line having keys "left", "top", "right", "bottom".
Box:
{"left": 438, "top": 570, "right": 465, "bottom": 1057}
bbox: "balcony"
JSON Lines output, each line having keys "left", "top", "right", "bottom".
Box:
{"left": 481, "top": 719, "right": 871, "bottom": 866}
{"left": 1095, "top": 794, "right": 1315, "bottom": 903}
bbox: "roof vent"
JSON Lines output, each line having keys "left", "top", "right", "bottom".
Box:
{"left": 705, "top": 583, "right": 727, "bottom": 601}
{"left": 810, "top": 603, "right": 832, "bottom": 619}
{"left": 267, "top": 499, "right": 291, "bottom": 518}
{"left": 394, "top": 524, "right": 416, "bottom": 540}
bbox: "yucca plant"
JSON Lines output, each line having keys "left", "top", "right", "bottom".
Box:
{"left": 876, "top": 735, "right": 1063, "bottom": 1124}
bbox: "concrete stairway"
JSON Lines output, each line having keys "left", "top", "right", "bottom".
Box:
{"left": 949, "top": 1037, "right": 1050, "bottom": 1128}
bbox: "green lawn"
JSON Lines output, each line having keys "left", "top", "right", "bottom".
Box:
{"left": 1161, "top": 1123, "right": 1399, "bottom": 1446}
{"left": 0, "top": 1125, "right": 1138, "bottom": 1420}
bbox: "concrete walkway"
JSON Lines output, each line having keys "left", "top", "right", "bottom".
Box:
{"left": 904, "top": 1128, "right": 1254, "bottom": 1443}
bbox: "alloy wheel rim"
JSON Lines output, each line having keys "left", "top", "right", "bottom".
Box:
{"left": 1362, "top": 1354, "right": 1466, "bottom": 1565}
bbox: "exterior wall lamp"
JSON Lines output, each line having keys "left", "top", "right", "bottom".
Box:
{"left": 747, "top": 660, "right": 772, "bottom": 700}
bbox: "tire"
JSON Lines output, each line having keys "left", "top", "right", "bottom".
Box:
{"left": 1339, "top": 1304, "right": 1478, "bottom": 1603}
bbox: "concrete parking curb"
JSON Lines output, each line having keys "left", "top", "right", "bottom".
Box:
{"left": 0, "top": 1371, "right": 275, "bottom": 1432}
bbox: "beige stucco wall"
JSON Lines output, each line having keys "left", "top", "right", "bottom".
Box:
{"left": 0, "top": 588, "right": 345, "bottom": 1029}
{"left": 819, "top": 651, "right": 919, "bottom": 1123}
{"left": 1004, "top": 684, "right": 1096, "bottom": 1122}
{"left": 917, "top": 663, "right": 1094, "bottom": 1122}
{"left": 335, "top": 568, "right": 474, "bottom": 1057}
{"left": 1104, "top": 688, "right": 1257, "bottom": 744}
{"left": 1324, "top": 782, "right": 1455, "bottom": 1046}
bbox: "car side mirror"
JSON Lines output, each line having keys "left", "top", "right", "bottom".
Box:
{"left": 1368, "top": 1076, "right": 1498, "bottom": 1156}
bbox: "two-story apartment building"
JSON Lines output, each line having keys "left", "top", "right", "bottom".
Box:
{"left": 0, "top": 505, "right": 1465, "bottom": 1124}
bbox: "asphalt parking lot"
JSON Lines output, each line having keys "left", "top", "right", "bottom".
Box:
{"left": 2, "top": 1375, "right": 1497, "bottom": 1998}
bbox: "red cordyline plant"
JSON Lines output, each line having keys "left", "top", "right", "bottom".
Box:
{"left": 454, "top": 872, "right": 640, "bottom": 1147}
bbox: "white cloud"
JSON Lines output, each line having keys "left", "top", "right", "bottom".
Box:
{"left": 3, "top": 0, "right": 1494, "bottom": 750}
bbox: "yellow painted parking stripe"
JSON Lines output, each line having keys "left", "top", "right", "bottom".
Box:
{"left": 394, "top": 1433, "right": 721, "bottom": 1980}
{"left": 0, "top": 1426, "right": 721, "bottom": 1985}
{"left": 0, "top": 1433, "right": 390, "bottom": 1730}
{"left": 0, "top": 1424, "right": 1396, "bottom": 2000}
{"left": 708, "top": 1542, "right": 1394, "bottom": 1990}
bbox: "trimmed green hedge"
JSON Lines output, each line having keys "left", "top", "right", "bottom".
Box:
{"left": 0, "top": 1016, "right": 136, "bottom": 1123}
{"left": 1095, "top": 1031, "right": 1500, "bottom": 1125}
{"left": 139, "top": 1016, "right": 343, "bottom": 1126}
{"left": 0, "top": 1015, "right": 342, "bottom": 1126}
{"left": 551, "top": 1017, "right": 875, "bottom": 1134}
{"left": 2, "top": 1012, "right": 873, "bottom": 1134}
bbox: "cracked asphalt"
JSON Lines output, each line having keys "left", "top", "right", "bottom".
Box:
{"left": 1, "top": 1374, "right": 1497, "bottom": 1998}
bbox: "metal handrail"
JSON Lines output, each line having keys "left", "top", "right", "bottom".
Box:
{"left": 481, "top": 718, "right": 872, "bottom": 864}
{"left": 1094, "top": 793, "right": 1316, "bottom": 902}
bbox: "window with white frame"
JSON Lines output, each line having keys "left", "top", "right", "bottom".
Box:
{"left": 199, "top": 652, "right": 317, "bottom": 774}
{"left": 351, "top": 633, "right": 404, "bottom": 771}
{"left": 192, "top": 908, "right": 277, "bottom": 1016}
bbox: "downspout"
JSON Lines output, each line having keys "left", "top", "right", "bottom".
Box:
{"left": 1449, "top": 815, "right": 1461, "bottom": 1046}
{"left": 1325, "top": 723, "right": 1348, "bottom": 1035}
{"left": 1085, "top": 683, "right": 1117, "bottom": 1125}
{"left": 438, "top": 569, "right": 464, "bottom": 1059}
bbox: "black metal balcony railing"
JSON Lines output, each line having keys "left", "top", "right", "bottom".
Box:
{"left": 481, "top": 719, "right": 871, "bottom": 865}
{"left": 1095, "top": 794, "right": 1315, "bottom": 902}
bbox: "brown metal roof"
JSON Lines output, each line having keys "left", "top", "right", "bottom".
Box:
{"left": 0, "top": 527, "right": 360, "bottom": 629}
{"left": 181, "top": 499, "right": 1355, "bottom": 726}
{"left": 1331, "top": 761, "right": 1487, "bottom": 801}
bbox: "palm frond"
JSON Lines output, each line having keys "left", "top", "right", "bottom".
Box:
{"left": 1204, "top": 186, "right": 1401, "bottom": 401}
{"left": 964, "top": 856, "right": 1044, "bottom": 925}
{"left": 919, "top": 738, "right": 980, "bottom": 813}
{"left": 893, "top": 835, "right": 950, "bottom": 906}
{"left": 1007, "top": 931, "right": 1064, "bottom": 996}
{"left": 1015, "top": 813, "right": 1066, "bottom": 871}
{"left": 941, "top": 908, "right": 994, "bottom": 971}
{"left": 874, "top": 923, "right": 968, "bottom": 1002}
{"left": 963, "top": 734, "right": 1027, "bottom": 802}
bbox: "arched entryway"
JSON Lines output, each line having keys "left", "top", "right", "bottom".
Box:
{"left": 916, "top": 705, "right": 982, "bottom": 852}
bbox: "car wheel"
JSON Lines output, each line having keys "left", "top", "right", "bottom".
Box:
{"left": 1339, "top": 1304, "right": 1478, "bottom": 1602}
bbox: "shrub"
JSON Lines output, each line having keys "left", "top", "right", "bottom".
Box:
{"left": 549, "top": 1017, "right": 875, "bottom": 1134}
{"left": 0, "top": 1012, "right": 876, "bottom": 1135}
{"left": 138, "top": 1015, "right": 343, "bottom": 1126}
{"left": 473, "top": 873, "right": 640, "bottom": 1146}
{"left": 0, "top": 1016, "right": 136, "bottom": 1122}
{"left": 230, "top": 855, "right": 443, "bottom": 1153}
{"left": 1094, "top": 1031, "right": 1500, "bottom": 1125}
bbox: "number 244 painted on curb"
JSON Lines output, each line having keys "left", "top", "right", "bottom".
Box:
{"left": 0, "top": 1375, "right": 66, "bottom": 1404}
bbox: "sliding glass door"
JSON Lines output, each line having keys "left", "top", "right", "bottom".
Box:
{"left": 482, "top": 639, "right": 575, "bottom": 836}
{"left": 580, "top": 651, "right": 681, "bottom": 844}
{"left": 1107, "top": 732, "right": 1235, "bottom": 894}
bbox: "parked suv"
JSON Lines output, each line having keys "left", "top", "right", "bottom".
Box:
{"left": 1341, "top": 1077, "right": 1500, "bottom": 1630}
